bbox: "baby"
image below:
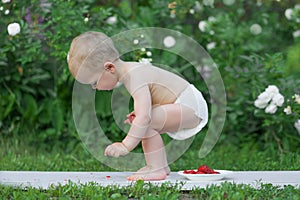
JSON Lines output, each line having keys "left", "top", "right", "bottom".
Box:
{"left": 67, "top": 31, "right": 208, "bottom": 181}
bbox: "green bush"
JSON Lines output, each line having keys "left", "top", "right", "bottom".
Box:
{"left": 0, "top": 0, "right": 299, "bottom": 151}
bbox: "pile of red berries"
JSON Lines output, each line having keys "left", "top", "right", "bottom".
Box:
{"left": 183, "top": 165, "right": 220, "bottom": 174}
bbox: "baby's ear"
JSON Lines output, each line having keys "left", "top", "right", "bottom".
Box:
{"left": 103, "top": 62, "right": 115, "bottom": 73}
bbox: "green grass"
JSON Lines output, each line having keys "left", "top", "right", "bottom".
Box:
{"left": 1, "top": 180, "right": 299, "bottom": 199}
{"left": 0, "top": 135, "right": 299, "bottom": 199}
{"left": 1, "top": 135, "right": 299, "bottom": 171}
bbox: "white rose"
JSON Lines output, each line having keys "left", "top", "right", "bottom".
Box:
{"left": 163, "top": 36, "right": 176, "bottom": 48}
{"left": 271, "top": 93, "right": 284, "bottom": 107}
{"left": 265, "top": 103, "right": 278, "bottom": 114}
{"left": 283, "top": 106, "right": 292, "bottom": 115}
{"left": 265, "top": 85, "right": 279, "bottom": 96}
{"left": 294, "top": 94, "right": 300, "bottom": 104}
{"left": 285, "top": 8, "right": 293, "bottom": 20}
{"left": 254, "top": 98, "right": 269, "bottom": 109}
{"left": 203, "top": 0, "right": 214, "bottom": 7}
{"left": 2, "top": 0, "right": 11, "bottom": 3}
{"left": 257, "top": 91, "right": 272, "bottom": 103}
{"left": 208, "top": 16, "right": 216, "bottom": 22}
{"left": 250, "top": 24, "right": 262, "bottom": 35}
{"left": 139, "top": 58, "right": 152, "bottom": 64}
{"left": 294, "top": 120, "right": 300, "bottom": 135}
{"left": 198, "top": 21, "right": 207, "bottom": 32}
{"left": 206, "top": 42, "right": 216, "bottom": 50}
{"left": 293, "top": 30, "right": 300, "bottom": 38}
{"left": 7, "top": 22, "right": 21, "bottom": 36}
{"left": 106, "top": 16, "right": 117, "bottom": 25}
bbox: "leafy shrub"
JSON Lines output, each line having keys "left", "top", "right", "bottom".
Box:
{"left": 0, "top": 0, "right": 299, "bottom": 151}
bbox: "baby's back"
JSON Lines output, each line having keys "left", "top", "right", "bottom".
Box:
{"left": 121, "top": 63, "right": 189, "bottom": 106}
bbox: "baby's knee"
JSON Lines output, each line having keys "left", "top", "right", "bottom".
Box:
{"left": 149, "top": 107, "right": 166, "bottom": 132}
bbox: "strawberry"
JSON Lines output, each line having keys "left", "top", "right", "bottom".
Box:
{"left": 183, "top": 170, "right": 197, "bottom": 174}
{"left": 197, "top": 165, "right": 212, "bottom": 173}
{"left": 128, "top": 113, "right": 135, "bottom": 123}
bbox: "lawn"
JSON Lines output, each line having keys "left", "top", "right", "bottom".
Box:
{"left": 1, "top": 136, "right": 299, "bottom": 199}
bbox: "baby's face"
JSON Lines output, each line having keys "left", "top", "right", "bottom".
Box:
{"left": 90, "top": 70, "right": 118, "bottom": 91}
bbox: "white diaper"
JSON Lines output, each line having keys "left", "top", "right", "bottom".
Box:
{"left": 167, "top": 84, "right": 208, "bottom": 140}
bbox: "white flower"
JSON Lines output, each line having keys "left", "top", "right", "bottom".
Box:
{"left": 265, "top": 103, "right": 277, "bottom": 114}
{"left": 271, "top": 93, "right": 284, "bottom": 106}
{"left": 285, "top": 8, "right": 293, "bottom": 20}
{"left": 189, "top": 9, "right": 195, "bottom": 14}
{"left": 283, "top": 106, "right": 292, "bottom": 115}
{"left": 4, "top": 9, "right": 9, "bottom": 15}
{"left": 250, "top": 24, "right": 262, "bottom": 35}
{"left": 198, "top": 21, "right": 207, "bottom": 32}
{"left": 106, "top": 16, "right": 117, "bottom": 25}
{"left": 223, "top": 0, "right": 235, "bottom": 6}
{"left": 7, "top": 22, "right": 21, "bottom": 36}
{"left": 294, "top": 94, "right": 300, "bottom": 104}
{"left": 163, "top": 36, "right": 176, "bottom": 48}
{"left": 141, "top": 48, "right": 146, "bottom": 52}
{"left": 254, "top": 85, "right": 284, "bottom": 113}
{"left": 294, "top": 120, "right": 300, "bottom": 135}
{"left": 265, "top": 85, "right": 279, "bottom": 96}
{"left": 146, "top": 51, "right": 152, "bottom": 57}
{"left": 206, "top": 42, "right": 216, "bottom": 50}
{"left": 84, "top": 17, "right": 89, "bottom": 23}
{"left": 254, "top": 97, "right": 269, "bottom": 109}
{"left": 194, "top": 1, "right": 203, "bottom": 11}
{"left": 2, "top": 0, "right": 11, "bottom": 3}
{"left": 254, "top": 91, "right": 272, "bottom": 109}
{"left": 208, "top": 16, "right": 216, "bottom": 22}
{"left": 133, "top": 39, "right": 139, "bottom": 45}
{"left": 0, "top": 6, "right": 3, "bottom": 11}
{"left": 139, "top": 58, "right": 152, "bottom": 64}
{"left": 293, "top": 30, "right": 300, "bottom": 38}
{"left": 203, "top": 0, "right": 214, "bottom": 7}
{"left": 295, "top": 4, "right": 300, "bottom": 10}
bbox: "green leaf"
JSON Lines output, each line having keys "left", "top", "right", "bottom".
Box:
{"left": 0, "top": 94, "right": 15, "bottom": 121}
{"left": 120, "top": 1, "right": 132, "bottom": 18}
{"left": 50, "top": 100, "right": 64, "bottom": 133}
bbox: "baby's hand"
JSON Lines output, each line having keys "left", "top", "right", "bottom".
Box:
{"left": 124, "top": 112, "right": 136, "bottom": 124}
{"left": 104, "top": 142, "right": 129, "bottom": 157}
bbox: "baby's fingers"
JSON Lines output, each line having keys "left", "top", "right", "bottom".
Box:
{"left": 104, "top": 145, "right": 120, "bottom": 157}
{"left": 124, "top": 119, "right": 132, "bottom": 124}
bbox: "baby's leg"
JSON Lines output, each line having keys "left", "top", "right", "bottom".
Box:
{"left": 127, "top": 104, "right": 200, "bottom": 181}
{"left": 135, "top": 132, "right": 170, "bottom": 175}
{"left": 127, "top": 131, "right": 168, "bottom": 181}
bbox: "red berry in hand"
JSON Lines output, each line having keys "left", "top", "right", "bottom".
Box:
{"left": 129, "top": 114, "right": 135, "bottom": 123}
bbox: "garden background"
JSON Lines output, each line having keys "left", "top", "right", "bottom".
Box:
{"left": 1, "top": 0, "right": 300, "bottom": 198}
{"left": 1, "top": 0, "right": 300, "bottom": 177}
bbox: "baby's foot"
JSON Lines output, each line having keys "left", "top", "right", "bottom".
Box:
{"left": 127, "top": 168, "right": 167, "bottom": 181}
{"left": 136, "top": 165, "right": 171, "bottom": 175}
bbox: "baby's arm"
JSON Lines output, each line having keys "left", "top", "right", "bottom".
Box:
{"left": 122, "top": 85, "right": 152, "bottom": 151}
{"left": 104, "top": 85, "right": 152, "bottom": 157}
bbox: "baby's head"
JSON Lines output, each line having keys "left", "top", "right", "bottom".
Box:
{"left": 67, "top": 31, "right": 119, "bottom": 84}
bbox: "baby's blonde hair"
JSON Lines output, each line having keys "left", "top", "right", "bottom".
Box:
{"left": 68, "top": 31, "right": 119, "bottom": 81}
